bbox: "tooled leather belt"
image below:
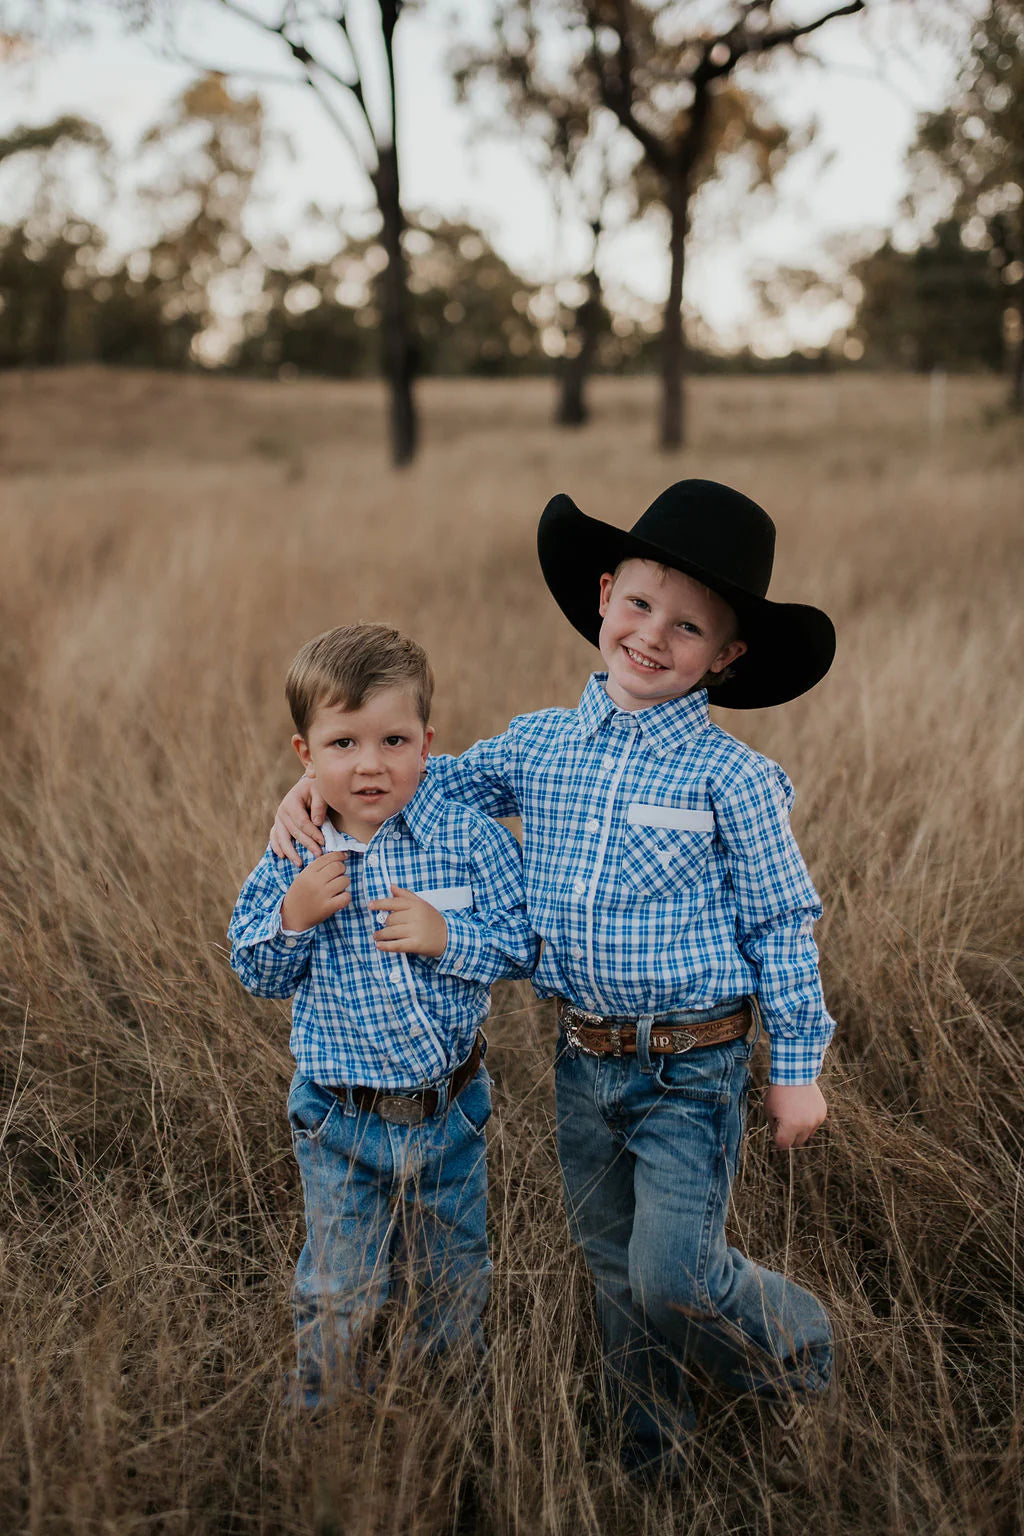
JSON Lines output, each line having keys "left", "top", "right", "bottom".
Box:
{"left": 323, "top": 1033, "right": 484, "bottom": 1126}
{"left": 557, "top": 999, "right": 752, "bottom": 1057}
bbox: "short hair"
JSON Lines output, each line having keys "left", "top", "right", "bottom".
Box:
{"left": 286, "top": 623, "right": 434, "bottom": 737}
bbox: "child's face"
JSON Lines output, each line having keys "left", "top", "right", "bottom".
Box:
{"left": 597, "top": 559, "right": 747, "bottom": 711}
{"left": 293, "top": 686, "right": 434, "bottom": 843}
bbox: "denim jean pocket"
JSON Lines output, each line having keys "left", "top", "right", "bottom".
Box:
{"left": 621, "top": 823, "right": 714, "bottom": 898}
{"left": 287, "top": 1077, "right": 339, "bottom": 1142}
{"left": 651, "top": 1038, "right": 747, "bottom": 1100}
{"left": 448, "top": 1068, "right": 493, "bottom": 1138}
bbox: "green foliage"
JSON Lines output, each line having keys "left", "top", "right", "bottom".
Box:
{"left": 852, "top": 221, "right": 1005, "bottom": 372}
{"left": 236, "top": 219, "right": 545, "bottom": 379}
{"left": 906, "top": 1, "right": 1023, "bottom": 394}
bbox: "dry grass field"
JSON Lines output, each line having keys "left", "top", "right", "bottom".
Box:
{"left": 1, "top": 367, "right": 1021, "bottom": 1535}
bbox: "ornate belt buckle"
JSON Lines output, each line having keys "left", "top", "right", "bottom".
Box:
{"left": 376, "top": 1094, "right": 426, "bottom": 1126}
{"left": 662, "top": 1028, "right": 699, "bottom": 1054}
{"left": 562, "top": 1003, "right": 602, "bottom": 1056}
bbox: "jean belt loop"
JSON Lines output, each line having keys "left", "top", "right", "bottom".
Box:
{"left": 436, "top": 1073, "right": 450, "bottom": 1116}
{"left": 635, "top": 1013, "right": 655, "bottom": 1075}
{"left": 342, "top": 1087, "right": 358, "bottom": 1118}
{"left": 747, "top": 994, "right": 764, "bottom": 1049}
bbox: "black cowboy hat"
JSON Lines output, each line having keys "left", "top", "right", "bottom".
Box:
{"left": 537, "top": 479, "right": 835, "bottom": 710}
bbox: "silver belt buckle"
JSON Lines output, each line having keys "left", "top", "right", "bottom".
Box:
{"left": 375, "top": 1094, "right": 427, "bottom": 1126}
{"left": 563, "top": 1003, "right": 603, "bottom": 1056}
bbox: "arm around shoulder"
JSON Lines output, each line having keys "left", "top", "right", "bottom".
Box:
{"left": 434, "top": 815, "right": 538, "bottom": 986}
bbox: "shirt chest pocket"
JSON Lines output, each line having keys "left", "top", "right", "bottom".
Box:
{"left": 621, "top": 805, "right": 715, "bottom": 899}
{"left": 415, "top": 885, "right": 474, "bottom": 913}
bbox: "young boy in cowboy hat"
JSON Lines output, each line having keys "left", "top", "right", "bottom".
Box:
{"left": 270, "top": 482, "right": 837, "bottom": 1483}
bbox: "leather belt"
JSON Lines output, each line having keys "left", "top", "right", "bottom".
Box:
{"left": 324, "top": 1033, "right": 484, "bottom": 1126}
{"left": 557, "top": 999, "right": 751, "bottom": 1058}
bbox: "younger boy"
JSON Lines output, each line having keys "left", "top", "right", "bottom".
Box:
{"left": 271, "top": 482, "right": 837, "bottom": 1482}
{"left": 230, "top": 624, "right": 537, "bottom": 1408}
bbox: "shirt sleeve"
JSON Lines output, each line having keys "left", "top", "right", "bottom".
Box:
{"left": 712, "top": 757, "right": 836, "bottom": 1085}
{"left": 228, "top": 846, "right": 316, "bottom": 999}
{"left": 427, "top": 725, "right": 520, "bottom": 818}
{"left": 433, "top": 820, "right": 539, "bottom": 986}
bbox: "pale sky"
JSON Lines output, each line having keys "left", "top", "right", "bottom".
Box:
{"left": 0, "top": 1, "right": 963, "bottom": 352}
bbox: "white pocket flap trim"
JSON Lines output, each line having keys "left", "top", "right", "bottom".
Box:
{"left": 626, "top": 803, "right": 715, "bottom": 833}
{"left": 417, "top": 885, "right": 473, "bottom": 912}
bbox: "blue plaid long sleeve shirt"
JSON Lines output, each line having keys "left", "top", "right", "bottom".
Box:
{"left": 228, "top": 773, "right": 538, "bottom": 1089}
{"left": 428, "top": 675, "right": 835, "bottom": 1085}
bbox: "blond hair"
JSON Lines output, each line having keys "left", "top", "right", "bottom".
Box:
{"left": 286, "top": 624, "right": 434, "bottom": 737}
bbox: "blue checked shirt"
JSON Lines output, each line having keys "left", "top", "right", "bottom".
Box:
{"left": 228, "top": 772, "right": 538, "bottom": 1089}
{"left": 428, "top": 675, "right": 836, "bottom": 1085}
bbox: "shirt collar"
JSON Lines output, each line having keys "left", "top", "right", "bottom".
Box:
{"left": 321, "top": 772, "right": 446, "bottom": 852}
{"left": 576, "top": 672, "right": 711, "bottom": 752}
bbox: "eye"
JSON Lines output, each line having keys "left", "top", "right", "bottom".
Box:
{"left": 332, "top": 737, "right": 354, "bottom": 749}
{"left": 383, "top": 735, "right": 406, "bottom": 747}
{"left": 629, "top": 597, "right": 651, "bottom": 611}
{"left": 677, "top": 621, "right": 702, "bottom": 636}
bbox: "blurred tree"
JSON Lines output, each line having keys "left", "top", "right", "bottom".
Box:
{"left": 850, "top": 221, "right": 1004, "bottom": 372}
{"left": 0, "top": 0, "right": 422, "bottom": 464}
{"left": 236, "top": 217, "right": 544, "bottom": 378}
{"left": 451, "top": 0, "right": 863, "bottom": 449}
{"left": 174, "top": 0, "right": 420, "bottom": 463}
{"left": 907, "top": 0, "right": 1024, "bottom": 408}
{"left": 0, "top": 79, "right": 262, "bottom": 368}
{"left": 133, "top": 73, "right": 265, "bottom": 364}
{"left": 452, "top": 15, "right": 617, "bottom": 426}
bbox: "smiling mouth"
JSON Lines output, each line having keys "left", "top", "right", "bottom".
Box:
{"left": 623, "top": 646, "right": 666, "bottom": 672}
{"left": 355, "top": 788, "right": 387, "bottom": 798}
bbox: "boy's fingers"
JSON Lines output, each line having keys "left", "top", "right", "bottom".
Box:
{"left": 310, "top": 788, "right": 328, "bottom": 828}
{"left": 270, "top": 826, "right": 302, "bottom": 866}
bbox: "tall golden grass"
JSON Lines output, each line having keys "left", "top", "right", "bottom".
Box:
{"left": 1, "top": 367, "right": 1021, "bottom": 1534}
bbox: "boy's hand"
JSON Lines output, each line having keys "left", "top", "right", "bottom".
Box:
{"left": 369, "top": 887, "right": 448, "bottom": 958}
{"left": 764, "top": 1081, "right": 827, "bottom": 1150}
{"left": 279, "top": 852, "right": 350, "bottom": 931}
{"left": 271, "top": 776, "right": 327, "bottom": 866}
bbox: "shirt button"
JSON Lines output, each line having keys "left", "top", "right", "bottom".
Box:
{"left": 573, "top": 879, "right": 586, "bottom": 896}
{"left": 585, "top": 818, "right": 600, "bottom": 833}
{"left": 283, "top": 937, "right": 297, "bottom": 950}
{"left": 601, "top": 756, "right": 615, "bottom": 770}
{"left": 390, "top": 970, "right": 407, "bottom": 987}
{"left": 570, "top": 944, "right": 584, "bottom": 960}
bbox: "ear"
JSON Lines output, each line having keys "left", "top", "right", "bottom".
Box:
{"left": 598, "top": 572, "right": 615, "bottom": 617}
{"left": 419, "top": 725, "right": 435, "bottom": 769}
{"left": 292, "top": 734, "right": 314, "bottom": 774}
{"left": 709, "top": 639, "right": 747, "bottom": 676}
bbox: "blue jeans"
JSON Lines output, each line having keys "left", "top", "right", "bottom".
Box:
{"left": 286, "top": 1062, "right": 492, "bottom": 1409}
{"left": 555, "top": 1003, "right": 833, "bottom": 1470}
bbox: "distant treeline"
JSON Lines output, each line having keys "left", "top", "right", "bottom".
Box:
{"left": 0, "top": 86, "right": 1012, "bottom": 385}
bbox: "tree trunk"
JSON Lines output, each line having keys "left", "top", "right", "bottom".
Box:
{"left": 556, "top": 263, "right": 602, "bottom": 428}
{"left": 374, "top": 144, "right": 418, "bottom": 468}
{"left": 659, "top": 188, "right": 689, "bottom": 451}
{"left": 1010, "top": 294, "right": 1024, "bottom": 413}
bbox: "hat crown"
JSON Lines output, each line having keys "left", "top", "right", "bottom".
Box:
{"left": 631, "top": 480, "right": 775, "bottom": 598}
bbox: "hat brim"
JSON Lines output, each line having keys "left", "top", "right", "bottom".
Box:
{"left": 537, "top": 493, "right": 836, "bottom": 710}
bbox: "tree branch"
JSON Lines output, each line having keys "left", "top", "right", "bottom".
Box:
{"left": 210, "top": 0, "right": 377, "bottom": 171}
{"left": 698, "top": 1, "right": 867, "bottom": 84}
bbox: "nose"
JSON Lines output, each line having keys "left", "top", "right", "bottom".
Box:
{"left": 637, "top": 611, "right": 669, "bottom": 649}
{"left": 355, "top": 743, "right": 385, "bottom": 775}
